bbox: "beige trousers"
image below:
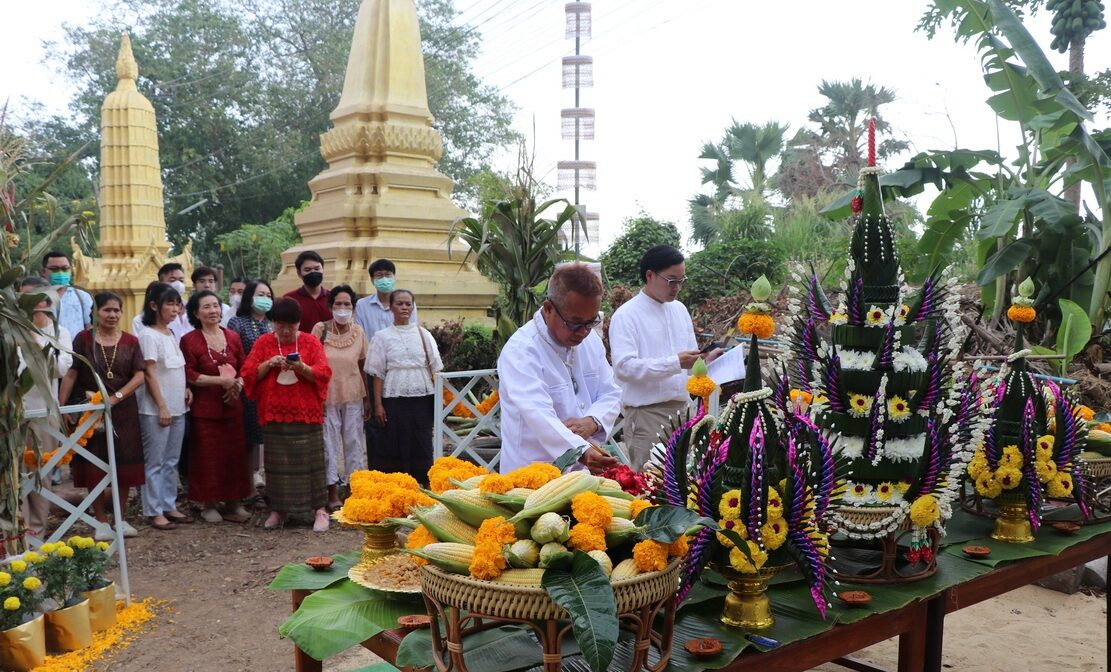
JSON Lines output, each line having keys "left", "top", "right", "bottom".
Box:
{"left": 22, "top": 419, "right": 58, "bottom": 535}
{"left": 621, "top": 399, "right": 689, "bottom": 471}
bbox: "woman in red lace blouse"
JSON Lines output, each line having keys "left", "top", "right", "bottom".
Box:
{"left": 241, "top": 297, "right": 332, "bottom": 531}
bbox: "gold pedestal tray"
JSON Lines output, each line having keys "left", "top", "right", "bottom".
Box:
{"left": 347, "top": 553, "right": 423, "bottom": 595}
{"left": 991, "top": 492, "right": 1035, "bottom": 543}
{"left": 418, "top": 559, "right": 680, "bottom": 672}
{"left": 713, "top": 564, "right": 788, "bottom": 630}
{"left": 331, "top": 512, "right": 402, "bottom": 572}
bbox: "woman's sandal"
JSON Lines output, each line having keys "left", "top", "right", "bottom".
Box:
{"left": 262, "top": 512, "right": 286, "bottom": 530}
{"left": 149, "top": 518, "right": 177, "bottom": 531}
{"left": 166, "top": 512, "right": 194, "bottom": 524}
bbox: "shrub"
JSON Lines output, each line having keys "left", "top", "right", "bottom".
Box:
{"left": 682, "top": 238, "right": 786, "bottom": 306}
{"left": 430, "top": 320, "right": 497, "bottom": 374}
{"left": 599, "top": 214, "right": 682, "bottom": 287}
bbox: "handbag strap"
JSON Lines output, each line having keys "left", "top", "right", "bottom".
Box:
{"left": 418, "top": 327, "right": 435, "bottom": 383}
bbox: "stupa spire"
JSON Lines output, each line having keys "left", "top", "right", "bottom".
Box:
{"left": 116, "top": 33, "right": 138, "bottom": 84}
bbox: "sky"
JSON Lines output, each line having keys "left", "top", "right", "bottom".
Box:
{"left": 2, "top": 0, "right": 1109, "bottom": 254}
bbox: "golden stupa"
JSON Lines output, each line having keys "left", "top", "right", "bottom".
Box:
{"left": 74, "top": 34, "right": 192, "bottom": 320}
{"left": 274, "top": 0, "right": 496, "bottom": 322}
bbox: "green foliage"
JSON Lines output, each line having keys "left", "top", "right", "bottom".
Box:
{"left": 43, "top": 0, "right": 516, "bottom": 263}
{"left": 541, "top": 551, "right": 618, "bottom": 672}
{"left": 430, "top": 320, "right": 497, "bottom": 373}
{"left": 682, "top": 239, "right": 787, "bottom": 306}
{"left": 71, "top": 539, "right": 111, "bottom": 592}
{"left": 632, "top": 506, "right": 713, "bottom": 543}
{"left": 1055, "top": 298, "right": 1092, "bottom": 374}
{"left": 215, "top": 202, "right": 305, "bottom": 282}
{"left": 0, "top": 562, "right": 44, "bottom": 630}
{"left": 267, "top": 551, "right": 359, "bottom": 592}
{"left": 397, "top": 625, "right": 554, "bottom": 672}
{"left": 598, "top": 214, "right": 681, "bottom": 287}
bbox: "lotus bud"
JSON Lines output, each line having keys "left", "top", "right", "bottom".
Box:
{"left": 750, "top": 274, "right": 772, "bottom": 302}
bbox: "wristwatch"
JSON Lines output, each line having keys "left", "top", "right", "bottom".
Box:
{"left": 114, "top": 391, "right": 124, "bottom": 401}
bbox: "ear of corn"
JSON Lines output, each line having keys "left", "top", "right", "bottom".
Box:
{"left": 382, "top": 516, "right": 418, "bottom": 529}
{"left": 586, "top": 550, "right": 613, "bottom": 577}
{"left": 530, "top": 512, "right": 571, "bottom": 544}
{"left": 405, "top": 543, "right": 475, "bottom": 574}
{"left": 611, "top": 558, "right": 641, "bottom": 582}
{"left": 510, "top": 472, "right": 601, "bottom": 522}
{"left": 450, "top": 474, "right": 487, "bottom": 490}
{"left": 507, "top": 488, "right": 535, "bottom": 498}
{"left": 597, "top": 488, "right": 635, "bottom": 501}
{"left": 599, "top": 477, "right": 622, "bottom": 491}
{"left": 485, "top": 492, "right": 527, "bottom": 511}
{"left": 602, "top": 496, "right": 633, "bottom": 518}
{"left": 491, "top": 568, "right": 546, "bottom": 586}
{"left": 413, "top": 505, "right": 478, "bottom": 544}
{"left": 423, "top": 488, "right": 514, "bottom": 528}
{"left": 604, "top": 517, "right": 644, "bottom": 548}
{"left": 539, "top": 542, "right": 573, "bottom": 569}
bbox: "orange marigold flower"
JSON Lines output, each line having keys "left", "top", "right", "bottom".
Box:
{"left": 1078, "top": 406, "right": 1095, "bottom": 422}
{"left": 476, "top": 516, "right": 517, "bottom": 546}
{"left": 476, "top": 390, "right": 500, "bottom": 415}
{"left": 571, "top": 491, "right": 613, "bottom": 528}
{"left": 406, "top": 525, "right": 438, "bottom": 564}
{"left": 568, "top": 523, "right": 607, "bottom": 552}
{"left": 686, "top": 375, "right": 717, "bottom": 399}
{"left": 789, "top": 389, "right": 813, "bottom": 405}
{"left": 628, "top": 499, "right": 653, "bottom": 518}
{"left": 479, "top": 474, "right": 515, "bottom": 495}
{"left": 508, "top": 463, "right": 561, "bottom": 489}
{"left": 428, "top": 457, "right": 488, "bottom": 493}
{"left": 469, "top": 541, "right": 507, "bottom": 580}
{"left": 632, "top": 540, "right": 669, "bottom": 572}
{"left": 1007, "top": 305, "right": 1036, "bottom": 323}
{"left": 737, "top": 312, "right": 775, "bottom": 339}
{"left": 668, "top": 535, "right": 689, "bottom": 558}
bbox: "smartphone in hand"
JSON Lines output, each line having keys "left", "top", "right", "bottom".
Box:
{"left": 286, "top": 352, "right": 301, "bottom": 363}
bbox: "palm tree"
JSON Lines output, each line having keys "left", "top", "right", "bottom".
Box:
{"left": 806, "top": 78, "right": 908, "bottom": 174}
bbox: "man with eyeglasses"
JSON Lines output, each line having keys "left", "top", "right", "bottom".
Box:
{"left": 40, "top": 250, "right": 92, "bottom": 338}
{"left": 497, "top": 263, "right": 622, "bottom": 474}
{"left": 608, "top": 245, "right": 722, "bottom": 470}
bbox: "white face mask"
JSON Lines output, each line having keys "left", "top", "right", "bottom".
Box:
{"left": 229, "top": 294, "right": 242, "bottom": 311}
{"left": 169, "top": 280, "right": 186, "bottom": 296}
{"left": 333, "top": 309, "right": 353, "bottom": 324}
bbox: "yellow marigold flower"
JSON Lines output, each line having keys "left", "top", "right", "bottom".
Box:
{"left": 3, "top": 597, "right": 20, "bottom": 611}
{"left": 765, "top": 487, "right": 783, "bottom": 520}
{"left": 686, "top": 375, "right": 717, "bottom": 399}
{"left": 874, "top": 482, "right": 896, "bottom": 502}
{"left": 568, "top": 523, "right": 607, "bottom": 552}
{"left": 887, "top": 396, "right": 911, "bottom": 422}
{"left": 479, "top": 474, "right": 514, "bottom": 495}
{"left": 95, "top": 542, "right": 109, "bottom": 552}
{"left": 22, "top": 577, "right": 41, "bottom": 591}
{"left": 895, "top": 480, "right": 913, "bottom": 493}
{"left": 1078, "top": 406, "right": 1095, "bottom": 422}
{"left": 476, "top": 517, "right": 517, "bottom": 546}
{"left": 428, "top": 457, "right": 488, "bottom": 493}
{"left": 728, "top": 540, "right": 768, "bottom": 574}
{"left": 865, "top": 305, "right": 889, "bottom": 326}
{"left": 405, "top": 525, "right": 438, "bottom": 564}
{"left": 668, "top": 535, "right": 689, "bottom": 558}
{"left": 716, "top": 519, "right": 746, "bottom": 547}
{"left": 909, "top": 494, "right": 941, "bottom": 527}
{"left": 9, "top": 561, "right": 26, "bottom": 574}
{"left": 23, "top": 552, "right": 42, "bottom": 564}
{"left": 1047, "top": 473, "right": 1074, "bottom": 498}
{"left": 632, "top": 540, "right": 669, "bottom": 573}
{"left": 737, "top": 312, "right": 775, "bottom": 339}
{"left": 57, "top": 545, "right": 74, "bottom": 558}
{"left": 759, "top": 518, "right": 788, "bottom": 550}
{"left": 628, "top": 499, "right": 652, "bottom": 519}
{"left": 975, "top": 472, "right": 1003, "bottom": 499}
{"left": 1007, "top": 305, "right": 1036, "bottom": 323}
{"left": 571, "top": 491, "right": 613, "bottom": 528}
{"left": 718, "top": 489, "right": 742, "bottom": 520}
{"left": 994, "top": 466, "right": 1022, "bottom": 491}
{"left": 968, "top": 450, "right": 989, "bottom": 480}
{"left": 469, "top": 541, "right": 507, "bottom": 580}
{"left": 848, "top": 393, "right": 872, "bottom": 418}
{"left": 0, "top": 572, "right": 9, "bottom": 587}
{"left": 508, "top": 463, "right": 561, "bottom": 489}
{"left": 40, "top": 542, "right": 56, "bottom": 555}
{"left": 999, "top": 445, "right": 1024, "bottom": 470}
{"left": 1036, "top": 459, "right": 1058, "bottom": 484}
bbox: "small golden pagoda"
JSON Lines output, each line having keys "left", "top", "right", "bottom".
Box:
{"left": 274, "top": 0, "right": 496, "bottom": 322}
{"left": 74, "top": 34, "right": 192, "bottom": 320}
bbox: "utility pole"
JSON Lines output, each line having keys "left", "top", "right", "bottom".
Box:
{"left": 558, "top": 2, "right": 597, "bottom": 259}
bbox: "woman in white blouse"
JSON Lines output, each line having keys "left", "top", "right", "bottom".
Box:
{"left": 364, "top": 289, "right": 442, "bottom": 484}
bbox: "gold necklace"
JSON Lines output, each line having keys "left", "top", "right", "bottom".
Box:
{"left": 97, "top": 331, "right": 120, "bottom": 380}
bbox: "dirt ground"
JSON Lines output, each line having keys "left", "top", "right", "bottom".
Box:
{"left": 40, "top": 486, "right": 1101, "bottom": 672}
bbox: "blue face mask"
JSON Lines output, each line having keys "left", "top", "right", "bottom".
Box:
{"left": 253, "top": 296, "right": 274, "bottom": 314}
{"left": 50, "top": 271, "right": 71, "bottom": 286}
{"left": 373, "top": 277, "right": 395, "bottom": 293}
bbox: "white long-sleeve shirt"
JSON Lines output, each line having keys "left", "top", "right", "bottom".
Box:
{"left": 608, "top": 291, "right": 697, "bottom": 407}
{"left": 19, "top": 325, "right": 73, "bottom": 412}
{"left": 497, "top": 311, "right": 622, "bottom": 473}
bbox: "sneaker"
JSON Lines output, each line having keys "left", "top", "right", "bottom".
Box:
{"left": 120, "top": 520, "right": 138, "bottom": 538}
{"left": 200, "top": 508, "right": 223, "bottom": 523}
{"left": 313, "top": 510, "right": 330, "bottom": 533}
{"left": 94, "top": 525, "right": 114, "bottom": 542}
{"left": 253, "top": 471, "right": 265, "bottom": 488}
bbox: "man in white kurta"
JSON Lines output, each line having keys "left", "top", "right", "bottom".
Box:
{"left": 609, "top": 245, "right": 720, "bottom": 469}
{"left": 497, "top": 264, "right": 622, "bottom": 474}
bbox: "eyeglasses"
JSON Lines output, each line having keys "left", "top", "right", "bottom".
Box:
{"left": 660, "top": 276, "right": 687, "bottom": 287}
{"left": 549, "top": 301, "right": 602, "bottom": 332}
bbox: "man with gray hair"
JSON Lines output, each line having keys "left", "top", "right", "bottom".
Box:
{"left": 496, "top": 263, "right": 621, "bottom": 474}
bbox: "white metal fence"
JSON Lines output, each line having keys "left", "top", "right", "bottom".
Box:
{"left": 5, "top": 400, "right": 131, "bottom": 604}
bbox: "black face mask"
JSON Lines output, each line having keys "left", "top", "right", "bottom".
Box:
{"left": 303, "top": 271, "right": 324, "bottom": 288}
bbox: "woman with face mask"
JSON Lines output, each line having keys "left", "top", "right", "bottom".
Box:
{"left": 310, "top": 285, "right": 369, "bottom": 511}
{"left": 227, "top": 280, "right": 274, "bottom": 488}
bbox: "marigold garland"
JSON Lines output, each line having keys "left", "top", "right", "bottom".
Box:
{"left": 568, "top": 523, "right": 607, "bottom": 552}
{"left": 1047, "top": 473, "right": 1074, "bottom": 498}
{"left": 909, "top": 494, "right": 941, "bottom": 527}
{"left": 994, "top": 466, "right": 1022, "bottom": 490}
{"left": 718, "top": 489, "right": 742, "bottom": 520}
{"left": 999, "top": 445, "right": 1024, "bottom": 470}
{"left": 75, "top": 391, "right": 104, "bottom": 447}
{"left": 1036, "top": 460, "right": 1058, "bottom": 483}
{"left": 737, "top": 312, "right": 775, "bottom": 339}
{"left": 571, "top": 491, "right": 613, "bottom": 528}
{"left": 759, "top": 518, "right": 787, "bottom": 550}
{"left": 975, "top": 472, "right": 1003, "bottom": 499}
{"left": 632, "top": 540, "right": 669, "bottom": 572}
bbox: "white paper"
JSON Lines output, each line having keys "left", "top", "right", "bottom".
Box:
{"left": 706, "top": 343, "right": 746, "bottom": 384}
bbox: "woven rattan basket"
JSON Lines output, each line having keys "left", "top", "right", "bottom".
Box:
{"left": 1087, "top": 456, "right": 1111, "bottom": 478}
{"left": 834, "top": 505, "right": 903, "bottom": 527}
{"left": 419, "top": 559, "right": 681, "bottom": 620}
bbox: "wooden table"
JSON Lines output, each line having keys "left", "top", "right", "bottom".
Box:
{"left": 924, "top": 534, "right": 1111, "bottom": 672}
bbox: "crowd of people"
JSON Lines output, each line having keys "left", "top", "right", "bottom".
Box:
{"left": 21, "top": 244, "right": 722, "bottom": 538}
{"left": 20, "top": 250, "right": 441, "bottom": 539}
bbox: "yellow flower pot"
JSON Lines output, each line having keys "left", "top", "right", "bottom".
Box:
{"left": 44, "top": 599, "right": 92, "bottom": 652}
{"left": 0, "top": 614, "right": 46, "bottom": 671}
{"left": 991, "top": 491, "right": 1035, "bottom": 544}
{"left": 80, "top": 582, "right": 117, "bottom": 632}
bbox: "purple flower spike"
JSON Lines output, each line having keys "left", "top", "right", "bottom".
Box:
{"left": 824, "top": 355, "right": 846, "bottom": 413}
{"left": 747, "top": 416, "right": 766, "bottom": 540}
{"left": 808, "top": 273, "right": 832, "bottom": 321}
{"left": 847, "top": 277, "right": 864, "bottom": 325}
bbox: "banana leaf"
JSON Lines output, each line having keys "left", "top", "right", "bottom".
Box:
{"left": 267, "top": 551, "right": 360, "bottom": 591}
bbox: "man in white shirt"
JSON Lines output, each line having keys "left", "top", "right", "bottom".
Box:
{"left": 608, "top": 245, "right": 721, "bottom": 469}
{"left": 40, "top": 250, "right": 92, "bottom": 339}
{"left": 497, "top": 263, "right": 621, "bottom": 474}
{"left": 355, "top": 258, "right": 418, "bottom": 343}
